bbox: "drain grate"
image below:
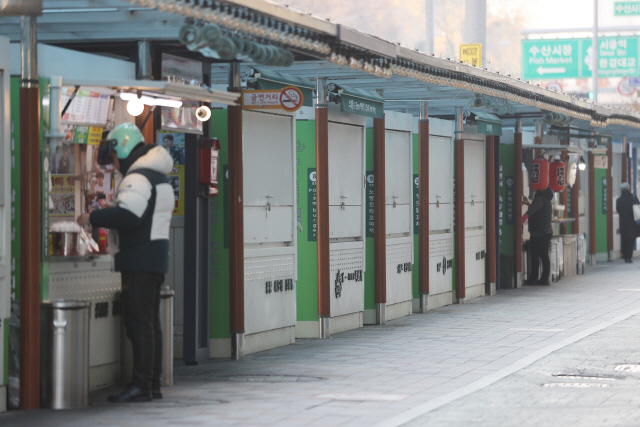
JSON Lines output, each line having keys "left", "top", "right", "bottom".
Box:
{"left": 210, "top": 374, "right": 325, "bottom": 383}
{"left": 543, "top": 383, "right": 610, "bottom": 388}
{"left": 553, "top": 374, "right": 616, "bottom": 381}
{"left": 615, "top": 364, "right": 640, "bottom": 373}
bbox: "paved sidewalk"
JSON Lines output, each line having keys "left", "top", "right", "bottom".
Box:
{"left": 3, "top": 260, "right": 640, "bottom": 426}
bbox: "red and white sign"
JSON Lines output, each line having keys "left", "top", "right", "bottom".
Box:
{"left": 242, "top": 89, "right": 281, "bottom": 109}
{"left": 618, "top": 78, "right": 636, "bottom": 96}
{"left": 279, "top": 86, "right": 304, "bottom": 112}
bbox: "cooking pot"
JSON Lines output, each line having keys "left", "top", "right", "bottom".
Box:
{"left": 50, "top": 232, "right": 80, "bottom": 256}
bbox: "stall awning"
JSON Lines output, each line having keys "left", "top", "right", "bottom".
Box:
{"left": 327, "top": 83, "right": 384, "bottom": 119}
{"left": 470, "top": 111, "right": 502, "bottom": 136}
{"left": 247, "top": 67, "right": 314, "bottom": 107}
{"left": 60, "top": 78, "right": 240, "bottom": 105}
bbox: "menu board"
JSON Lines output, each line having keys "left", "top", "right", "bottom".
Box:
{"left": 61, "top": 87, "right": 111, "bottom": 125}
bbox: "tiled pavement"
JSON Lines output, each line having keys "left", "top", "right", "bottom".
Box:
{"left": 4, "top": 260, "right": 640, "bottom": 426}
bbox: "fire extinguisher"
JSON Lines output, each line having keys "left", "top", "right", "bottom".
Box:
{"left": 199, "top": 137, "right": 220, "bottom": 197}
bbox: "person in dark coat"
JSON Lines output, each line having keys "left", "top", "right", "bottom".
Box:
{"left": 524, "top": 186, "right": 554, "bottom": 285}
{"left": 615, "top": 182, "right": 639, "bottom": 263}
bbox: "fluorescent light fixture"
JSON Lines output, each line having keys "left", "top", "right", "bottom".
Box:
{"left": 119, "top": 92, "right": 183, "bottom": 109}
{"left": 126, "top": 99, "right": 144, "bottom": 117}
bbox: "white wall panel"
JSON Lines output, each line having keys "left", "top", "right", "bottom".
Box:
{"left": 429, "top": 234, "right": 454, "bottom": 295}
{"left": 244, "top": 251, "right": 296, "bottom": 335}
{"left": 385, "top": 238, "right": 413, "bottom": 305}
{"left": 429, "top": 135, "right": 453, "bottom": 204}
{"left": 243, "top": 110, "right": 294, "bottom": 207}
{"left": 329, "top": 242, "right": 365, "bottom": 317}
{"left": 328, "top": 122, "right": 364, "bottom": 207}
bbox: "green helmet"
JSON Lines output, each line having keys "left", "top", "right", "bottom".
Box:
{"left": 106, "top": 122, "right": 145, "bottom": 160}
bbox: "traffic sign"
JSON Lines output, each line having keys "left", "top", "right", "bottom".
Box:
{"left": 615, "top": 1, "right": 640, "bottom": 15}
{"left": 460, "top": 44, "right": 482, "bottom": 67}
{"left": 279, "top": 86, "right": 304, "bottom": 112}
{"left": 522, "top": 36, "right": 639, "bottom": 80}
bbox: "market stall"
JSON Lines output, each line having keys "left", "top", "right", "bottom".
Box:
{"left": 382, "top": 111, "right": 414, "bottom": 321}
{"left": 424, "top": 118, "right": 455, "bottom": 309}
{"left": 8, "top": 44, "right": 238, "bottom": 394}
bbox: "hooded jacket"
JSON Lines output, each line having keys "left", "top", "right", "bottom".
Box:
{"left": 90, "top": 144, "right": 174, "bottom": 273}
{"left": 527, "top": 187, "right": 554, "bottom": 236}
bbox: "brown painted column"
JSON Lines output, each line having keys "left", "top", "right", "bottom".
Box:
{"left": 560, "top": 140, "right": 569, "bottom": 234}
{"left": 19, "top": 14, "right": 41, "bottom": 409}
{"left": 374, "top": 115, "right": 387, "bottom": 323}
{"left": 315, "top": 78, "right": 331, "bottom": 338}
{"left": 454, "top": 107, "right": 465, "bottom": 302}
{"left": 485, "top": 135, "right": 497, "bottom": 296}
{"left": 418, "top": 102, "right": 430, "bottom": 312}
{"left": 588, "top": 140, "right": 596, "bottom": 265}
{"left": 228, "top": 63, "right": 245, "bottom": 359}
{"left": 606, "top": 143, "right": 614, "bottom": 261}
{"left": 513, "top": 120, "right": 523, "bottom": 288}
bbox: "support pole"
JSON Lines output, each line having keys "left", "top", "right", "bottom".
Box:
{"left": 228, "top": 63, "right": 245, "bottom": 359}
{"left": 588, "top": 140, "right": 596, "bottom": 265}
{"left": 374, "top": 109, "right": 387, "bottom": 323}
{"left": 593, "top": 0, "right": 599, "bottom": 102}
{"left": 534, "top": 120, "right": 543, "bottom": 158}
{"left": 622, "top": 135, "right": 628, "bottom": 185}
{"left": 315, "top": 78, "right": 330, "bottom": 339}
{"left": 454, "top": 107, "right": 466, "bottom": 302}
{"left": 19, "top": 14, "right": 41, "bottom": 409}
{"left": 425, "top": 0, "right": 435, "bottom": 54}
{"left": 561, "top": 139, "right": 569, "bottom": 234}
{"left": 485, "top": 135, "right": 496, "bottom": 296}
{"left": 418, "top": 101, "right": 429, "bottom": 312}
{"left": 464, "top": 0, "right": 486, "bottom": 65}
{"left": 606, "top": 143, "right": 613, "bottom": 261}
{"left": 513, "top": 119, "right": 523, "bottom": 288}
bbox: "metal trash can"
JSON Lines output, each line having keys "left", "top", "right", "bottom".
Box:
{"left": 562, "top": 235, "right": 578, "bottom": 277}
{"left": 121, "top": 288, "right": 174, "bottom": 387}
{"left": 550, "top": 236, "right": 563, "bottom": 282}
{"left": 577, "top": 233, "right": 586, "bottom": 274}
{"left": 40, "top": 300, "right": 90, "bottom": 409}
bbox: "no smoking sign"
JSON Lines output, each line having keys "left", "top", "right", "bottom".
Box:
{"left": 279, "top": 86, "right": 304, "bottom": 112}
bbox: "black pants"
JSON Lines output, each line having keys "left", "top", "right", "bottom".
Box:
{"left": 121, "top": 270, "right": 164, "bottom": 391}
{"left": 622, "top": 238, "right": 635, "bottom": 261}
{"left": 529, "top": 234, "right": 552, "bottom": 282}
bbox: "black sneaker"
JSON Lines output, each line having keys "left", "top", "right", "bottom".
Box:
{"left": 107, "top": 385, "right": 152, "bottom": 403}
{"left": 625, "top": 259, "right": 633, "bottom": 263}
{"left": 152, "top": 388, "right": 163, "bottom": 399}
{"left": 534, "top": 279, "right": 550, "bottom": 286}
{"left": 524, "top": 279, "right": 537, "bottom": 285}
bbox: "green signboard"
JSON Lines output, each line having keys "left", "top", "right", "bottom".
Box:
{"left": 522, "top": 36, "right": 639, "bottom": 79}
{"left": 615, "top": 1, "right": 640, "bottom": 15}
{"left": 307, "top": 168, "right": 317, "bottom": 242}
{"left": 471, "top": 112, "right": 502, "bottom": 136}
{"left": 340, "top": 95, "right": 384, "bottom": 119}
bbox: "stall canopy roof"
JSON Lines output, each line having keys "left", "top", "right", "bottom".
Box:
{"left": 61, "top": 78, "right": 240, "bottom": 105}
{"left": 327, "top": 83, "right": 385, "bottom": 104}
{"left": 248, "top": 67, "right": 315, "bottom": 91}
{"left": 4, "top": 1, "right": 640, "bottom": 141}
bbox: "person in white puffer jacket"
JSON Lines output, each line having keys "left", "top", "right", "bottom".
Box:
{"left": 77, "top": 122, "right": 174, "bottom": 403}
